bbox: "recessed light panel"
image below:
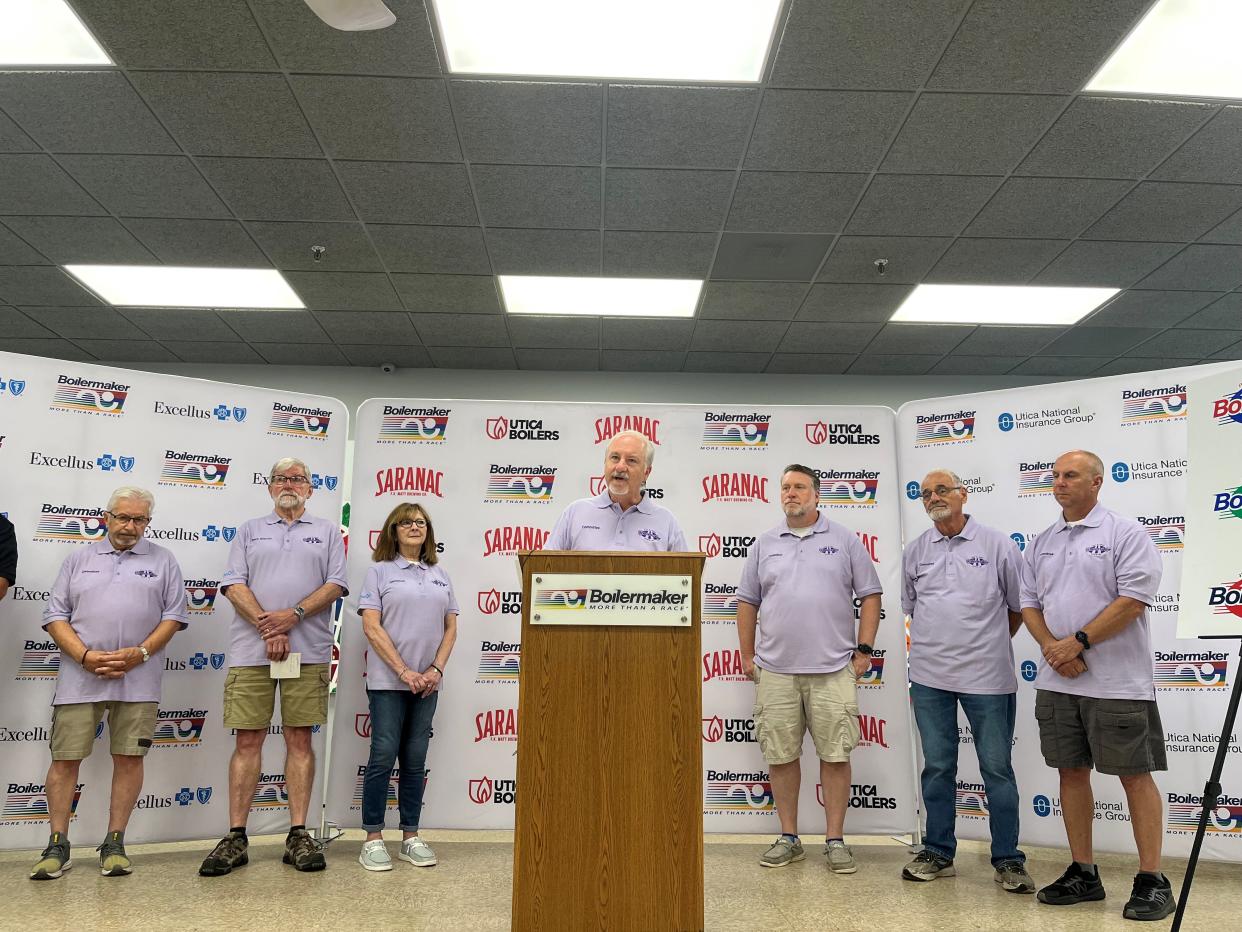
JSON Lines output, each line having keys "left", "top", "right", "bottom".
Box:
{"left": 0, "top": 0, "right": 111, "bottom": 66}
{"left": 63, "top": 265, "right": 305, "bottom": 309}
{"left": 431, "top": 0, "right": 781, "bottom": 82}
{"left": 890, "top": 285, "right": 1120, "bottom": 325}
{"left": 499, "top": 276, "right": 702, "bottom": 317}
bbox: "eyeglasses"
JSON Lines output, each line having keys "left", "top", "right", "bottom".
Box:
{"left": 107, "top": 512, "right": 151, "bottom": 526}
{"left": 920, "top": 485, "right": 962, "bottom": 501}
{"left": 270, "top": 476, "right": 310, "bottom": 486}
{"left": 396, "top": 518, "right": 428, "bottom": 529}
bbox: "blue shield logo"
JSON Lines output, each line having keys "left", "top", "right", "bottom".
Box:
{"left": 325, "top": 476, "right": 338, "bottom": 491}
{"left": 196, "top": 786, "right": 213, "bottom": 804}
{"left": 8, "top": 379, "right": 26, "bottom": 396}
{"left": 222, "top": 526, "right": 237, "bottom": 542}
{"left": 119, "top": 456, "right": 135, "bottom": 473}
{"left": 233, "top": 406, "right": 247, "bottom": 422}
{"left": 210, "top": 653, "right": 226, "bottom": 670}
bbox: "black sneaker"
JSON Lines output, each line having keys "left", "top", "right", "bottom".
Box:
{"left": 1123, "top": 873, "right": 1175, "bottom": 921}
{"left": 283, "top": 828, "right": 326, "bottom": 872}
{"left": 1038, "top": 862, "right": 1106, "bottom": 905}
{"left": 199, "top": 832, "right": 249, "bottom": 877}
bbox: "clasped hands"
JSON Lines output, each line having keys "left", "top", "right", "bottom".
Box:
{"left": 86, "top": 647, "right": 144, "bottom": 678}
{"left": 399, "top": 666, "right": 441, "bottom": 698}
{"left": 1043, "top": 635, "right": 1087, "bottom": 679}
{"left": 259, "top": 608, "right": 300, "bottom": 661}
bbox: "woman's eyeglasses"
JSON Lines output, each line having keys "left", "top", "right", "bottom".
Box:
{"left": 396, "top": 518, "right": 428, "bottom": 529}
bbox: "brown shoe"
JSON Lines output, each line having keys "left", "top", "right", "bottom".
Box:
{"left": 283, "top": 828, "right": 325, "bottom": 872}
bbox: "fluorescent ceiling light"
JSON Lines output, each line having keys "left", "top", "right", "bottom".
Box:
{"left": 1086, "top": 0, "right": 1242, "bottom": 99}
{"left": 890, "top": 285, "right": 1120, "bottom": 326}
{"left": 499, "top": 276, "right": 702, "bottom": 318}
{"left": 0, "top": 0, "right": 111, "bottom": 66}
{"left": 63, "top": 265, "right": 305, "bottom": 310}
{"left": 431, "top": 0, "right": 781, "bottom": 82}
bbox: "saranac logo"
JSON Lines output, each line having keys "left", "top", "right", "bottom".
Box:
{"left": 375, "top": 465, "right": 443, "bottom": 497}
{"left": 50, "top": 374, "right": 128, "bottom": 417}
{"left": 474, "top": 708, "right": 518, "bottom": 742}
{"left": 482, "top": 525, "right": 549, "bottom": 557}
{"left": 268, "top": 401, "right": 331, "bottom": 440}
{"left": 701, "top": 412, "right": 770, "bottom": 449}
{"left": 1121, "top": 384, "right": 1187, "bottom": 426}
{"left": 701, "top": 472, "right": 768, "bottom": 504}
{"left": 379, "top": 405, "right": 449, "bottom": 443}
{"left": 914, "top": 410, "right": 976, "bottom": 446}
{"left": 594, "top": 414, "right": 660, "bottom": 445}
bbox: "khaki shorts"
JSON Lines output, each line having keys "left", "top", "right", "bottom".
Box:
{"left": 223, "top": 664, "right": 329, "bottom": 730}
{"left": 50, "top": 701, "right": 158, "bottom": 760}
{"left": 753, "top": 666, "right": 860, "bottom": 765}
{"left": 1035, "top": 689, "right": 1167, "bottom": 776}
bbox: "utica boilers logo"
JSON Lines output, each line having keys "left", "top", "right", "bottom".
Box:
{"left": 698, "top": 533, "right": 754, "bottom": 559}
{"left": 185, "top": 579, "right": 219, "bottom": 613}
{"left": 594, "top": 414, "right": 660, "bottom": 446}
{"left": 158, "top": 450, "right": 231, "bottom": 489}
{"left": 1211, "top": 386, "right": 1242, "bottom": 427}
{"left": 914, "top": 410, "right": 976, "bottom": 446}
{"left": 1018, "top": 461, "right": 1055, "bottom": 496}
{"left": 477, "top": 589, "right": 522, "bottom": 615}
{"left": 702, "top": 716, "right": 756, "bottom": 743}
{"left": 267, "top": 401, "right": 331, "bottom": 440}
{"left": 474, "top": 708, "right": 518, "bottom": 743}
{"left": 1138, "top": 515, "right": 1184, "bottom": 552}
{"left": 703, "top": 770, "right": 774, "bottom": 814}
{"left": 804, "top": 421, "right": 881, "bottom": 445}
{"left": 374, "top": 465, "right": 443, "bottom": 497}
{"left": 2, "top": 779, "right": 83, "bottom": 824}
{"left": 468, "top": 776, "right": 516, "bottom": 805}
{"left": 1153, "top": 651, "right": 1228, "bottom": 689}
{"left": 1167, "top": 790, "right": 1242, "bottom": 835}
{"left": 482, "top": 525, "right": 549, "bottom": 556}
{"left": 701, "top": 411, "right": 770, "bottom": 450}
{"left": 815, "top": 469, "right": 879, "bottom": 508}
{"left": 484, "top": 465, "right": 556, "bottom": 503}
{"left": 378, "top": 405, "right": 449, "bottom": 443}
{"left": 703, "top": 584, "right": 738, "bottom": 625}
{"left": 485, "top": 416, "right": 559, "bottom": 441}
{"left": 50, "top": 374, "right": 129, "bottom": 417}
{"left": 700, "top": 472, "right": 768, "bottom": 503}
{"left": 34, "top": 503, "right": 107, "bottom": 543}
{"left": 1121, "top": 383, "right": 1187, "bottom": 426}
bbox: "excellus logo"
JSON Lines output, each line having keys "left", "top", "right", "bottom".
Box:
{"left": 378, "top": 405, "right": 449, "bottom": 443}
{"left": 1167, "top": 790, "right": 1242, "bottom": 835}
{"left": 152, "top": 400, "right": 247, "bottom": 423}
{"left": 50, "top": 374, "right": 129, "bottom": 417}
{"left": 815, "top": 468, "right": 879, "bottom": 507}
{"left": 1137, "top": 515, "right": 1184, "bottom": 552}
{"left": 267, "top": 401, "right": 331, "bottom": 440}
{"left": 1121, "top": 384, "right": 1187, "bottom": 426}
{"left": 914, "top": 410, "right": 976, "bottom": 446}
{"left": 700, "top": 411, "right": 770, "bottom": 449}
{"left": 34, "top": 503, "right": 107, "bottom": 543}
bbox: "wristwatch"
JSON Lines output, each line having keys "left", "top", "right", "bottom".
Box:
{"left": 855, "top": 643, "right": 874, "bottom": 656}
{"left": 293, "top": 605, "right": 306, "bottom": 622}
{"left": 1074, "top": 630, "right": 1091, "bottom": 651}
{"left": 138, "top": 646, "right": 150, "bottom": 663}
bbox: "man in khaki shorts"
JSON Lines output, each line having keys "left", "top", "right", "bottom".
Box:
{"left": 199, "top": 457, "right": 346, "bottom": 876}
{"left": 737, "top": 464, "right": 882, "bottom": 874}
{"left": 30, "top": 486, "right": 188, "bottom": 880}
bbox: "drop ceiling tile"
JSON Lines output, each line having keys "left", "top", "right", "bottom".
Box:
{"left": 118, "top": 308, "right": 240, "bottom": 341}
{"left": 1202, "top": 208, "right": 1242, "bottom": 245}
{"left": 0, "top": 111, "right": 37, "bottom": 152}
{"left": 1153, "top": 107, "right": 1242, "bottom": 185}
{"left": 602, "top": 232, "right": 717, "bottom": 278}
{"left": 413, "top": 313, "right": 510, "bottom": 347}
{"left": 867, "top": 323, "right": 974, "bottom": 354}
{"left": 2, "top": 337, "right": 94, "bottom": 361}
{"left": 453, "top": 80, "right": 601, "bottom": 164}
{"left": 393, "top": 274, "right": 500, "bottom": 314}
{"left": 765, "top": 353, "right": 856, "bottom": 374}
{"left": 930, "top": 355, "right": 1024, "bottom": 375}
{"left": 601, "top": 350, "right": 685, "bottom": 371}
{"left": 1093, "top": 357, "right": 1183, "bottom": 376}
{"left": 1134, "top": 245, "right": 1242, "bottom": 292}
{"left": 0, "top": 224, "right": 49, "bottom": 265}
{"left": 1082, "top": 182, "right": 1242, "bottom": 242}
{"left": 965, "top": 177, "right": 1132, "bottom": 239}
{"left": 1031, "top": 241, "right": 1183, "bottom": 287}
{"left": 164, "top": 341, "right": 265, "bottom": 364}
{"left": 1210, "top": 343, "right": 1242, "bottom": 361}
{"left": 710, "top": 233, "right": 832, "bottom": 281}
{"left": 0, "top": 306, "right": 54, "bottom": 337}
{"left": 848, "top": 354, "right": 941, "bottom": 375}
{"left": 485, "top": 229, "right": 600, "bottom": 276}
{"left": 818, "top": 236, "right": 952, "bottom": 284}
{"left": 689, "top": 319, "right": 783, "bottom": 353}
{"left": 123, "top": 219, "right": 269, "bottom": 266}
{"left": 1178, "top": 294, "right": 1242, "bottom": 330}
{"left": 367, "top": 225, "right": 491, "bottom": 274}
{"left": 516, "top": 348, "right": 599, "bottom": 370}
{"left": 1037, "top": 326, "right": 1161, "bottom": 356}
{"left": 1083, "top": 290, "right": 1223, "bottom": 327}
{"left": 74, "top": 339, "right": 179, "bottom": 362}
{"left": 428, "top": 346, "right": 516, "bottom": 369}
{"left": 283, "top": 271, "right": 402, "bottom": 311}
{"left": 3, "top": 217, "right": 154, "bottom": 265}
{"left": 223, "top": 310, "right": 330, "bottom": 343}
{"left": 606, "top": 169, "right": 733, "bottom": 232}
{"left": 796, "top": 283, "right": 915, "bottom": 322}
{"left": 291, "top": 76, "right": 460, "bottom": 161}
{"left": 779, "top": 322, "right": 883, "bottom": 354}
{"left": 727, "top": 172, "right": 866, "bottom": 234}
{"left": 1127, "top": 329, "right": 1240, "bottom": 359}
{"left": 0, "top": 155, "right": 105, "bottom": 215}
{"left": 699, "top": 282, "right": 806, "bottom": 321}
{"left": 71, "top": 0, "right": 277, "bottom": 69}
{"left": 507, "top": 315, "right": 599, "bottom": 349}
{"left": 313, "top": 311, "right": 421, "bottom": 345}
{"left": 336, "top": 162, "right": 477, "bottom": 225}
{"left": 607, "top": 85, "right": 757, "bottom": 168}
{"left": 600, "top": 318, "right": 694, "bottom": 350}
{"left": 0, "top": 267, "right": 100, "bottom": 306}
{"left": 1010, "top": 356, "right": 1113, "bottom": 375}
{"left": 847, "top": 175, "right": 1003, "bottom": 236}
{"left": 256, "top": 343, "right": 349, "bottom": 365}
{"left": 684, "top": 351, "right": 770, "bottom": 373}
{"left": 927, "top": 238, "right": 1069, "bottom": 283}
{"left": 952, "top": 326, "right": 1064, "bottom": 355}
{"left": 472, "top": 165, "right": 599, "bottom": 229}
{"left": 31, "top": 307, "right": 147, "bottom": 340}
{"left": 339, "top": 344, "right": 433, "bottom": 367}
{"left": 59, "top": 155, "right": 227, "bottom": 219}
{"left": 745, "top": 90, "right": 911, "bottom": 171}
{"left": 247, "top": 221, "right": 382, "bottom": 271}
{"left": 197, "top": 157, "right": 353, "bottom": 222}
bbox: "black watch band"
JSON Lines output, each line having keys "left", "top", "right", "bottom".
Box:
{"left": 1075, "top": 630, "right": 1091, "bottom": 651}
{"left": 855, "top": 643, "right": 874, "bottom": 656}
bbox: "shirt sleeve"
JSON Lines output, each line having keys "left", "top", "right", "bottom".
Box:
{"left": 848, "top": 533, "right": 883, "bottom": 598}
{"left": 666, "top": 516, "right": 688, "bottom": 552}
{"left": 161, "top": 553, "right": 189, "bottom": 627}
{"left": 900, "top": 541, "right": 917, "bottom": 616}
{"left": 545, "top": 503, "right": 573, "bottom": 551}
{"left": 1018, "top": 536, "right": 1042, "bottom": 610}
{"left": 736, "top": 539, "right": 762, "bottom": 607}
{"left": 442, "top": 569, "right": 460, "bottom": 616}
{"left": 219, "top": 521, "right": 252, "bottom": 591}
{"left": 0, "top": 517, "right": 16, "bottom": 584}
{"left": 42, "top": 550, "right": 79, "bottom": 627}
{"left": 1114, "top": 519, "right": 1162, "bottom": 605}
{"left": 998, "top": 536, "right": 1022, "bottom": 613}
{"left": 358, "top": 564, "right": 383, "bottom": 612}
{"left": 325, "top": 523, "right": 349, "bottom": 595}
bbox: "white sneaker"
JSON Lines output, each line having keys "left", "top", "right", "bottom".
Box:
{"left": 358, "top": 839, "right": 392, "bottom": 872}
{"left": 399, "top": 836, "right": 437, "bottom": 867}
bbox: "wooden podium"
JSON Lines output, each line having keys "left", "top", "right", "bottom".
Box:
{"left": 512, "top": 551, "right": 705, "bottom": 932}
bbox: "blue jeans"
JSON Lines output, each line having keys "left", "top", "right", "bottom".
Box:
{"left": 361, "top": 689, "right": 438, "bottom": 833}
{"left": 910, "top": 682, "right": 1023, "bottom": 866}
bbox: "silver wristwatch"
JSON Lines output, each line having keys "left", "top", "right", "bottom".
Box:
{"left": 139, "top": 646, "right": 150, "bottom": 663}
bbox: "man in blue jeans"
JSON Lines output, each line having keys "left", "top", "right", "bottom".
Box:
{"left": 900, "top": 469, "right": 1033, "bottom": 893}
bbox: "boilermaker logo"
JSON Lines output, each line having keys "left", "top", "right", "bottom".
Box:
{"left": 593, "top": 414, "right": 660, "bottom": 445}
{"left": 1211, "top": 386, "right": 1242, "bottom": 427}
{"left": 477, "top": 589, "right": 522, "bottom": 615}
{"left": 34, "top": 503, "right": 107, "bottom": 543}
{"left": 1208, "top": 579, "right": 1242, "bottom": 618}
{"left": 201, "top": 524, "right": 238, "bottom": 543}
{"left": 151, "top": 708, "right": 208, "bottom": 748}
{"left": 533, "top": 586, "right": 688, "bottom": 611}
{"left": 815, "top": 469, "right": 879, "bottom": 508}
{"left": 0, "top": 376, "right": 28, "bottom": 396}
{"left": 482, "top": 525, "right": 549, "bottom": 556}
{"left": 698, "top": 534, "right": 754, "bottom": 559}
{"left": 1018, "top": 461, "right": 1055, "bottom": 496}
{"left": 474, "top": 708, "right": 518, "bottom": 743}
{"left": 702, "top": 649, "right": 748, "bottom": 682}
{"left": 804, "top": 421, "right": 882, "bottom": 446}
{"left": 1212, "top": 486, "right": 1242, "bottom": 522}
{"left": 702, "top": 716, "right": 756, "bottom": 743}
{"left": 477, "top": 641, "right": 521, "bottom": 682}
{"left": 349, "top": 766, "right": 403, "bottom": 810}
{"left": 703, "top": 770, "right": 774, "bottom": 813}
{"left": 27, "top": 450, "right": 134, "bottom": 473}
{"left": 914, "top": 410, "right": 976, "bottom": 446}
{"left": 703, "top": 583, "right": 739, "bottom": 625}
{"left": 1154, "top": 651, "right": 1229, "bottom": 689}
{"left": 484, "top": 465, "right": 556, "bottom": 503}
{"left": 50, "top": 374, "right": 129, "bottom": 416}
{"left": 251, "top": 773, "right": 289, "bottom": 810}
{"left": 1138, "top": 515, "right": 1185, "bottom": 551}
{"left": 375, "top": 465, "right": 443, "bottom": 497}
{"left": 857, "top": 714, "right": 889, "bottom": 749}
{"left": 468, "top": 776, "right": 516, "bottom": 805}
{"left": 701, "top": 472, "right": 768, "bottom": 503}
{"left": 533, "top": 588, "right": 587, "bottom": 609}
{"left": 701, "top": 411, "right": 771, "bottom": 449}
{"left": 152, "top": 400, "right": 247, "bottom": 422}
{"left": 268, "top": 401, "right": 331, "bottom": 440}
{"left": 15, "top": 640, "right": 59, "bottom": 680}
{"left": 185, "top": 579, "right": 220, "bottom": 613}
{"left": 857, "top": 650, "right": 886, "bottom": 688}
{"left": 158, "top": 450, "right": 232, "bottom": 489}
{"left": 1121, "top": 384, "right": 1187, "bottom": 426}
{"left": 955, "top": 782, "right": 990, "bottom": 819}
{"left": 485, "top": 416, "right": 559, "bottom": 441}
{"left": 378, "top": 405, "right": 449, "bottom": 443}
{"left": 1167, "top": 791, "right": 1242, "bottom": 834}
{"left": 1, "top": 780, "right": 83, "bottom": 823}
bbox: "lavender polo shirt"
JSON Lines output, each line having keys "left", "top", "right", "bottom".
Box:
{"left": 545, "top": 491, "right": 688, "bottom": 552}
{"left": 738, "top": 513, "right": 883, "bottom": 675}
{"left": 42, "top": 538, "right": 188, "bottom": 704}
{"left": 1019, "top": 503, "right": 1162, "bottom": 701}
{"left": 902, "top": 516, "right": 1022, "bottom": 695}
{"left": 221, "top": 511, "right": 348, "bottom": 666}
{"left": 358, "top": 557, "right": 459, "bottom": 691}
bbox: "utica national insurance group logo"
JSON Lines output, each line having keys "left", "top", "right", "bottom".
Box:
{"left": 816, "top": 468, "right": 879, "bottom": 508}
{"left": 1121, "top": 384, "right": 1187, "bottom": 426}
{"left": 701, "top": 411, "right": 770, "bottom": 450}
{"left": 468, "top": 776, "right": 516, "bottom": 805}
{"left": 2, "top": 780, "right": 83, "bottom": 824}
{"left": 267, "top": 401, "right": 331, "bottom": 440}
{"left": 1018, "top": 460, "right": 1055, "bottom": 496}
{"left": 1167, "top": 790, "right": 1242, "bottom": 836}
{"left": 484, "top": 464, "right": 556, "bottom": 503}
{"left": 1212, "top": 386, "right": 1242, "bottom": 427}
{"left": 1154, "top": 651, "right": 1229, "bottom": 690}
{"left": 151, "top": 708, "right": 207, "bottom": 748}
{"left": 378, "top": 405, "right": 449, "bottom": 443}
{"left": 914, "top": 409, "right": 976, "bottom": 447}
{"left": 955, "top": 782, "right": 989, "bottom": 819}
{"left": 159, "top": 450, "right": 231, "bottom": 489}
{"left": 703, "top": 583, "right": 739, "bottom": 625}
{"left": 15, "top": 639, "right": 60, "bottom": 680}
{"left": 594, "top": 413, "right": 660, "bottom": 446}
{"left": 375, "top": 465, "right": 443, "bottom": 497}
{"left": 185, "top": 579, "right": 220, "bottom": 614}
{"left": 486, "top": 416, "right": 559, "bottom": 441}
{"left": 704, "top": 770, "right": 774, "bottom": 814}
{"left": 701, "top": 471, "right": 768, "bottom": 504}
{"left": 34, "top": 503, "right": 107, "bottom": 543}
{"left": 50, "top": 374, "right": 129, "bottom": 417}
{"left": 1138, "top": 515, "right": 1184, "bottom": 552}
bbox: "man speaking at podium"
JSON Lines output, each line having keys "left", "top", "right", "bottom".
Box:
{"left": 546, "top": 430, "right": 687, "bottom": 552}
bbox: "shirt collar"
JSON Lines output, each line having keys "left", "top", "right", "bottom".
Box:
{"left": 94, "top": 537, "right": 151, "bottom": 556}
{"left": 1056, "top": 501, "right": 1107, "bottom": 532}
{"left": 265, "top": 510, "right": 311, "bottom": 525}
{"left": 780, "top": 512, "right": 829, "bottom": 537}
{"left": 593, "top": 490, "right": 654, "bottom": 514}
{"left": 393, "top": 554, "right": 424, "bottom": 571}
{"left": 932, "top": 514, "right": 977, "bottom": 543}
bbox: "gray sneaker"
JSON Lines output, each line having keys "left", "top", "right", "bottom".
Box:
{"left": 30, "top": 832, "right": 72, "bottom": 880}
{"left": 994, "top": 859, "right": 1036, "bottom": 894}
{"left": 97, "top": 830, "right": 131, "bottom": 877}
{"left": 825, "top": 840, "right": 857, "bottom": 874}
{"left": 399, "top": 836, "right": 437, "bottom": 867}
{"left": 358, "top": 839, "right": 392, "bottom": 872}
{"left": 903, "top": 849, "right": 956, "bottom": 881}
{"left": 759, "top": 836, "right": 805, "bottom": 868}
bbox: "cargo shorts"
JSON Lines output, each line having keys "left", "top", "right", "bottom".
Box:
{"left": 1034, "top": 689, "right": 1167, "bottom": 776}
{"left": 51, "top": 701, "right": 158, "bottom": 759}
{"left": 223, "top": 664, "right": 330, "bottom": 730}
{"left": 753, "top": 666, "right": 860, "bottom": 765}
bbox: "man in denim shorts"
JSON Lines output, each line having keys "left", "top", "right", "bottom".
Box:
{"left": 736, "top": 464, "right": 882, "bottom": 875}
{"left": 199, "top": 457, "right": 347, "bottom": 876}
{"left": 1020, "top": 450, "right": 1172, "bottom": 922}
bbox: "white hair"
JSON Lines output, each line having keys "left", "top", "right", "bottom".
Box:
{"left": 270, "top": 457, "right": 309, "bottom": 480}
{"left": 924, "top": 468, "right": 963, "bottom": 487}
{"left": 609, "top": 430, "right": 655, "bottom": 467}
{"left": 107, "top": 486, "right": 155, "bottom": 514}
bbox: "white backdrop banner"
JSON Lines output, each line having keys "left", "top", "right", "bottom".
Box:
{"left": 0, "top": 350, "right": 347, "bottom": 849}
{"left": 329, "top": 400, "right": 917, "bottom": 837}
{"left": 897, "top": 362, "right": 1242, "bottom": 862}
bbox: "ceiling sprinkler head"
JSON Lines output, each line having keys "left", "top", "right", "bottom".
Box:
{"left": 874, "top": 258, "right": 889, "bottom": 276}
{"left": 311, "top": 244, "right": 327, "bottom": 262}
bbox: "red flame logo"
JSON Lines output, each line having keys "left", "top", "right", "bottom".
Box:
{"left": 468, "top": 777, "right": 493, "bottom": 804}
{"left": 805, "top": 421, "right": 828, "bottom": 445}
{"left": 478, "top": 589, "right": 501, "bottom": 615}
{"left": 485, "top": 417, "right": 509, "bottom": 440}
{"left": 698, "top": 534, "right": 722, "bottom": 558}
{"left": 702, "top": 716, "right": 724, "bottom": 742}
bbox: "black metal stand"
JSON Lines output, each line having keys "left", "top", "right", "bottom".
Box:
{"left": 1171, "top": 637, "right": 1242, "bottom": 932}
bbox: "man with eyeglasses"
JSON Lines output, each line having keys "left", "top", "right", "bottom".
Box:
{"left": 200, "top": 457, "right": 347, "bottom": 877}
{"left": 899, "top": 470, "right": 1032, "bottom": 894}
{"left": 30, "top": 487, "right": 188, "bottom": 880}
